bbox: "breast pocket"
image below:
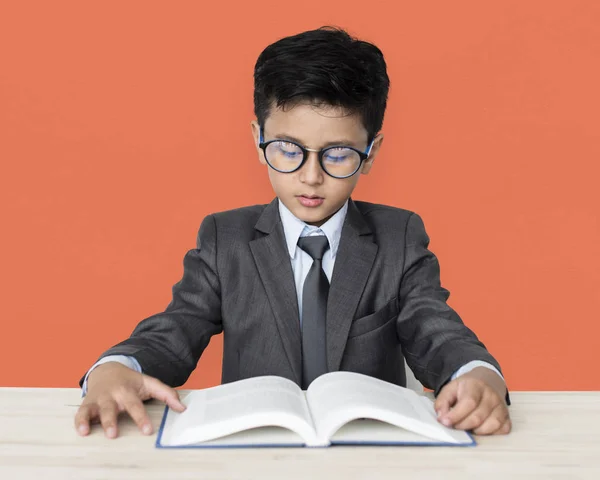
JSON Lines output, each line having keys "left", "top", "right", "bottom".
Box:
{"left": 347, "top": 297, "right": 400, "bottom": 339}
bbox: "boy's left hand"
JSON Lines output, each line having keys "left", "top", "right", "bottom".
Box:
{"left": 434, "top": 366, "right": 511, "bottom": 435}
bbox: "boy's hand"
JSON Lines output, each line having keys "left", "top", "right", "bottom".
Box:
{"left": 434, "top": 366, "right": 511, "bottom": 435}
{"left": 74, "top": 362, "right": 186, "bottom": 439}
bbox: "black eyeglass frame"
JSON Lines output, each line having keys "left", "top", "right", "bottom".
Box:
{"left": 258, "top": 128, "right": 375, "bottom": 179}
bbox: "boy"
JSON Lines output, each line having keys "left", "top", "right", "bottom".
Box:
{"left": 75, "top": 27, "right": 510, "bottom": 439}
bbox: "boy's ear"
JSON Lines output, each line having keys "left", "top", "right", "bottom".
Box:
{"left": 360, "top": 133, "right": 384, "bottom": 175}
{"left": 250, "top": 120, "right": 267, "bottom": 165}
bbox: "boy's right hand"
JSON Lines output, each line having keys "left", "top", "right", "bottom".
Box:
{"left": 74, "top": 362, "right": 186, "bottom": 439}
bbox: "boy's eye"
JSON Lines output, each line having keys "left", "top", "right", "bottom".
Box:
{"left": 276, "top": 142, "right": 302, "bottom": 158}
{"left": 324, "top": 148, "right": 353, "bottom": 163}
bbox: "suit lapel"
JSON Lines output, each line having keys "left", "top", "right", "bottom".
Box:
{"left": 327, "top": 199, "right": 378, "bottom": 372}
{"left": 249, "top": 199, "right": 302, "bottom": 384}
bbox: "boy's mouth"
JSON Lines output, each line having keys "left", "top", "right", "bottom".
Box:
{"left": 297, "top": 194, "right": 324, "bottom": 208}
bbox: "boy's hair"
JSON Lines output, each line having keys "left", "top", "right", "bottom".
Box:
{"left": 253, "top": 26, "right": 390, "bottom": 142}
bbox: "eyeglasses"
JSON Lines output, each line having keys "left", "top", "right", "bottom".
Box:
{"left": 258, "top": 128, "right": 374, "bottom": 179}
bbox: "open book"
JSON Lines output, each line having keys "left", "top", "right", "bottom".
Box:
{"left": 156, "top": 371, "right": 475, "bottom": 448}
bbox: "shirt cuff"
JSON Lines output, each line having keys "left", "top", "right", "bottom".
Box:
{"left": 451, "top": 360, "right": 504, "bottom": 382}
{"left": 81, "top": 355, "right": 142, "bottom": 397}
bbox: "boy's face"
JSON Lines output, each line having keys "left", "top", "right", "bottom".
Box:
{"left": 251, "top": 103, "right": 383, "bottom": 227}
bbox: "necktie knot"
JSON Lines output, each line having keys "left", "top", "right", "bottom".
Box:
{"left": 297, "top": 236, "right": 330, "bottom": 261}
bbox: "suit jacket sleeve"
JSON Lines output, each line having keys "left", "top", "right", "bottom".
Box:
{"left": 396, "top": 212, "right": 505, "bottom": 396}
{"left": 79, "top": 214, "right": 223, "bottom": 388}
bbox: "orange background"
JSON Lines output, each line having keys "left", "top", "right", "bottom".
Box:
{"left": 1, "top": 1, "right": 598, "bottom": 391}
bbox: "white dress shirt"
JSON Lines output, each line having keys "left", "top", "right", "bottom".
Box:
{"left": 82, "top": 200, "right": 502, "bottom": 394}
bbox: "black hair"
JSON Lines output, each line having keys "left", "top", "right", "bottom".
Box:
{"left": 253, "top": 26, "right": 390, "bottom": 142}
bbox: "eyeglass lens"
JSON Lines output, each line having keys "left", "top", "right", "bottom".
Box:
{"left": 265, "top": 141, "right": 362, "bottom": 177}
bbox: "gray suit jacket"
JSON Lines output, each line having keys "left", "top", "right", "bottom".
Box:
{"left": 82, "top": 198, "right": 503, "bottom": 395}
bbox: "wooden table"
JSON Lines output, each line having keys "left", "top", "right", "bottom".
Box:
{"left": 1, "top": 389, "right": 599, "bottom": 479}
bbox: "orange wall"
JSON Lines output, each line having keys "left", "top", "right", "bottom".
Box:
{"left": 1, "top": 1, "right": 599, "bottom": 391}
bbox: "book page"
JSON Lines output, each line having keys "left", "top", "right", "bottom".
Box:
{"left": 306, "top": 372, "right": 468, "bottom": 444}
{"left": 180, "top": 426, "right": 308, "bottom": 447}
{"left": 161, "top": 376, "right": 320, "bottom": 446}
{"left": 330, "top": 400, "right": 473, "bottom": 446}
{"left": 331, "top": 419, "right": 446, "bottom": 444}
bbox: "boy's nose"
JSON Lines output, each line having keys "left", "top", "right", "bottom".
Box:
{"left": 299, "top": 152, "right": 324, "bottom": 185}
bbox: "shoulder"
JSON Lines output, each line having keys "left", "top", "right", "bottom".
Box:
{"left": 198, "top": 203, "right": 268, "bottom": 240}
{"left": 211, "top": 203, "right": 267, "bottom": 228}
{"left": 353, "top": 200, "right": 416, "bottom": 228}
{"left": 352, "top": 200, "right": 429, "bottom": 244}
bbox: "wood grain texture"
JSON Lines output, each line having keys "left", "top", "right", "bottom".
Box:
{"left": 1, "top": 389, "right": 599, "bottom": 479}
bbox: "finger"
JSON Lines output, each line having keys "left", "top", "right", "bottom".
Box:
{"left": 473, "top": 404, "right": 510, "bottom": 435}
{"left": 74, "top": 403, "right": 98, "bottom": 436}
{"left": 145, "top": 377, "right": 186, "bottom": 412}
{"left": 487, "top": 418, "right": 511, "bottom": 436}
{"left": 434, "top": 381, "right": 459, "bottom": 420}
{"left": 494, "top": 418, "right": 512, "bottom": 435}
{"left": 98, "top": 398, "right": 120, "bottom": 439}
{"left": 441, "top": 381, "right": 483, "bottom": 427}
{"left": 122, "top": 395, "right": 153, "bottom": 435}
{"left": 453, "top": 395, "right": 497, "bottom": 431}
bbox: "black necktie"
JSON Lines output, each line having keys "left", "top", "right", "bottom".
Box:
{"left": 297, "top": 236, "right": 330, "bottom": 389}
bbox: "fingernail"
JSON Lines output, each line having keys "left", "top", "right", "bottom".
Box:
{"left": 106, "top": 427, "right": 116, "bottom": 438}
{"left": 442, "top": 418, "right": 452, "bottom": 427}
{"left": 78, "top": 425, "right": 88, "bottom": 435}
{"left": 436, "top": 410, "right": 441, "bottom": 418}
{"left": 142, "top": 424, "right": 152, "bottom": 435}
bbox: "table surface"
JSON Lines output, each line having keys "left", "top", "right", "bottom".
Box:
{"left": 1, "top": 388, "right": 599, "bottom": 480}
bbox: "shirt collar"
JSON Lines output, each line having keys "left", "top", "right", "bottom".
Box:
{"left": 278, "top": 199, "right": 348, "bottom": 259}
